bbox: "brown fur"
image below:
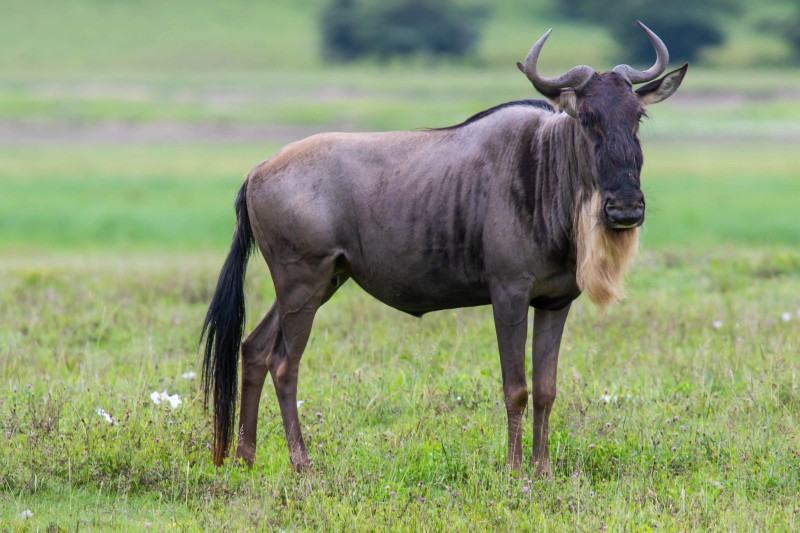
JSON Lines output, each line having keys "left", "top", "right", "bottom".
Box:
{"left": 575, "top": 191, "right": 639, "bottom": 312}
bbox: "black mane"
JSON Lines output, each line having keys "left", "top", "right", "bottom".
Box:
{"left": 434, "top": 99, "right": 555, "bottom": 131}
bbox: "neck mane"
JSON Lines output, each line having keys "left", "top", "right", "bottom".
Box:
{"left": 536, "top": 113, "right": 639, "bottom": 312}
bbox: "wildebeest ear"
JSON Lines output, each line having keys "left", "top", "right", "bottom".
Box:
{"left": 635, "top": 63, "right": 688, "bottom": 105}
{"left": 558, "top": 88, "right": 579, "bottom": 118}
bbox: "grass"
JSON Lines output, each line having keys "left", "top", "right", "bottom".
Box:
{"left": 0, "top": 0, "right": 322, "bottom": 74}
{"left": 0, "top": 139, "right": 798, "bottom": 254}
{"left": 0, "top": 145, "right": 265, "bottom": 253}
{"left": 641, "top": 142, "right": 800, "bottom": 248}
{"left": 1, "top": 249, "right": 798, "bottom": 529}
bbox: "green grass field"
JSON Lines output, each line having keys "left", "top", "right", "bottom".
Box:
{"left": 2, "top": 0, "right": 799, "bottom": 530}
{"left": 2, "top": 249, "right": 799, "bottom": 529}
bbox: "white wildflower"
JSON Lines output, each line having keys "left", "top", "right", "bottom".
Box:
{"left": 711, "top": 320, "right": 723, "bottom": 330}
{"left": 96, "top": 408, "right": 114, "bottom": 425}
{"left": 165, "top": 393, "right": 182, "bottom": 408}
{"left": 181, "top": 371, "right": 197, "bottom": 380}
{"left": 21, "top": 509, "right": 33, "bottom": 519}
{"left": 780, "top": 312, "right": 791, "bottom": 323}
{"left": 150, "top": 391, "right": 182, "bottom": 408}
{"left": 600, "top": 394, "right": 618, "bottom": 404}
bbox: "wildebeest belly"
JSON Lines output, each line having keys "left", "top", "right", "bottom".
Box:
{"left": 349, "top": 269, "right": 491, "bottom": 316}
{"left": 343, "top": 229, "right": 490, "bottom": 316}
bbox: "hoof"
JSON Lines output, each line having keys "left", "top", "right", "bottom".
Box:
{"left": 233, "top": 455, "right": 255, "bottom": 468}
{"left": 234, "top": 444, "right": 256, "bottom": 467}
{"left": 292, "top": 460, "right": 313, "bottom": 473}
{"left": 532, "top": 460, "right": 552, "bottom": 479}
{"left": 290, "top": 453, "right": 312, "bottom": 473}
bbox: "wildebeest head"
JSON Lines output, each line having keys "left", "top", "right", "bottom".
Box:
{"left": 517, "top": 21, "right": 687, "bottom": 229}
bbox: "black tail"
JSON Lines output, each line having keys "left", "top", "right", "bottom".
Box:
{"left": 200, "top": 181, "right": 254, "bottom": 466}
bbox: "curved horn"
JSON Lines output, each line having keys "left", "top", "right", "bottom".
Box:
{"left": 517, "top": 29, "right": 594, "bottom": 98}
{"left": 612, "top": 21, "right": 669, "bottom": 84}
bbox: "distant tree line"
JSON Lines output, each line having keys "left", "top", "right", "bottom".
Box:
{"left": 320, "top": 0, "right": 800, "bottom": 64}
{"left": 555, "top": 0, "right": 741, "bottom": 63}
{"left": 786, "top": 24, "right": 800, "bottom": 61}
{"left": 559, "top": 0, "right": 800, "bottom": 64}
{"left": 757, "top": 7, "right": 800, "bottom": 63}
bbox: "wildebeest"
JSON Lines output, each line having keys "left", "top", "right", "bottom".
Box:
{"left": 201, "top": 21, "right": 687, "bottom": 476}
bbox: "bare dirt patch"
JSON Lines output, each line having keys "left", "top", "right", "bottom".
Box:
{"left": 4, "top": 83, "right": 800, "bottom": 146}
{"left": 0, "top": 119, "right": 328, "bottom": 146}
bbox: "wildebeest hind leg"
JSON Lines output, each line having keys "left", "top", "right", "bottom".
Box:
{"left": 234, "top": 304, "right": 279, "bottom": 466}
{"left": 269, "top": 257, "right": 342, "bottom": 471}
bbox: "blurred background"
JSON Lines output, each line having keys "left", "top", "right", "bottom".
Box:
{"left": 1, "top": 0, "right": 798, "bottom": 253}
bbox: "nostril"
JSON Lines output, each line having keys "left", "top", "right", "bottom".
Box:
{"left": 605, "top": 201, "right": 644, "bottom": 227}
{"left": 605, "top": 202, "right": 632, "bottom": 216}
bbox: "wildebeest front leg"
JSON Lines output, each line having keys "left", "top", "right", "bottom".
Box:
{"left": 491, "top": 282, "right": 531, "bottom": 473}
{"left": 531, "top": 304, "right": 570, "bottom": 477}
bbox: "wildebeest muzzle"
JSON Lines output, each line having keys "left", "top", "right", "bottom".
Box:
{"left": 602, "top": 188, "right": 645, "bottom": 229}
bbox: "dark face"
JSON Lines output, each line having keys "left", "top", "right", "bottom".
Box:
{"left": 576, "top": 72, "right": 646, "bottom": 229}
